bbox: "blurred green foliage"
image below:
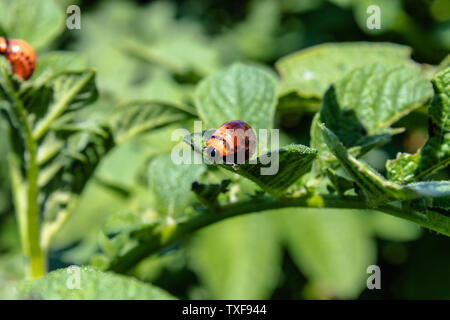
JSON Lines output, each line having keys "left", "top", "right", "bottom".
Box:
{"left": 0, "top": 0, "right": 449, "bottom": 300}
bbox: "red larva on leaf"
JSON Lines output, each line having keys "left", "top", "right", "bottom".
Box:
{"left": 0, "top": 37, "right": 36, "bottom": 80}
{"left": 205, "top": 120, "right": 257, "bottom": 164}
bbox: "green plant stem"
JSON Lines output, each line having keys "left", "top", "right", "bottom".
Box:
{"left": 23, "top": 132, "right": 45, "bottom": 279}
{"left": 107, "top": 194, "right": 442, "bottom": 273}
{"left": 4, "top": 68, "right": 45, "bottom": 278}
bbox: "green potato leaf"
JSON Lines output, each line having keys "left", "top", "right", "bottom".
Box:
{"left": 189, "top": 214, "right": 281, "bottom": 299}
{"left": 195, "top": 63, "right": 278, "bottom": 131}
{"left": 149, "top": 154, "right": 205, "bottom": 218}
{"left": 320, "top": 64, "right": 432, "bottom": 141}
{"left": 276, "top": 42, "right": 412, "bottom": 98}
{"left": 387, "top": 67, "right": 450, "bottom": 183}
{"left": 30, "top": 70, "right": 99, "bottom": 141}
{"left": 32, "top": 52, "right": 88, "bottom": 79}
{"left": 0, "top": 0, "right": 65, "bottom": 51}
{"left": 320, "top": 123, "right": 450, "bottom": 202}
{"left": 218, "top": 144, "right": 317, "bottom": 197}
{"left": 107, "top": 100, "right": 195, "bottom": 145}
{"left": 126, "top": 1, "right": 220, "bottom": 76}
{"left": 368, "top": 212, "right": 421, "bottom": 242}
{"left": 311, "top": 63, "right": 433, "bottom": 168}
{"left": 276, "top": 209, "right": 376, "bottom": 299}
{"left": 18, "top": 267, "right": 175, "bottom": 300}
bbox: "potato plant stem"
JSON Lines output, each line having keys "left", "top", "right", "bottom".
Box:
{"left": 23, "top": 136, "right": 45, "bottom": 278}
{"left": 108, "top": 194, "right": 442, "bottom": 273}
{"left": 4, "top": 68, "right": 45, "bottom": 278}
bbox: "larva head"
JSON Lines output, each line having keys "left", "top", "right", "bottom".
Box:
{"left": 0, "top": 37, "right": 7, "bottom": 54}
{"left": 205, "top": 138, "right": 226, "bottom": 158}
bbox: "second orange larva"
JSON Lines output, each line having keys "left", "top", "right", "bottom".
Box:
{"left": 0, "top": 37, "right": 36, "bottom": 80}
{"left": 205, "top": 120, "right": 256, "bottom": 164}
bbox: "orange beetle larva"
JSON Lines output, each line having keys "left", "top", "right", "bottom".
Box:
{"left": 0, "top": 37, "right": 36, "bottom": 80}
{"left": 205, "top": 120, "right": 256, "bottom": 164}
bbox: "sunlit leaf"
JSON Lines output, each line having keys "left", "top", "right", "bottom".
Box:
{"left": 387, "top": 67, "right": 450, "bottom": 183}
{"left": 195, "top": 63, "right": 278, "bottom": 131}
{"left": 18, "top": 267, "right": 175, "bottom": 300}
{"left": 320, "top": 123, "right": 450, "bottom": 203}
{"left": 311, "top": 63, "right": 432, "bottom": 169}
{"left": 276, "top": 42, "right": 412, "bottom": 98}
{"left": 320, "top": 63, "right": 432, "bottom": 144}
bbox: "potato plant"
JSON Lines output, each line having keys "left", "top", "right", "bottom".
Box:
{"left": 0, "top": 0, "right": 448, "bottom": 300}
